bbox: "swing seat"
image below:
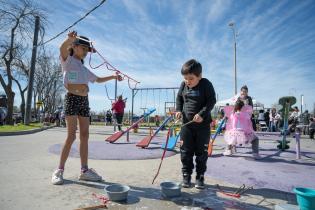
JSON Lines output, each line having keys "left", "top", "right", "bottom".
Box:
{"left": 105, "top": 131, "right": 125, "bottom": 143}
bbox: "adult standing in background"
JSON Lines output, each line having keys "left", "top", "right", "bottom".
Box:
{"left": 302, "top": 110, "right": 310, "bottom": 135}
{"left": 238, "top": 85, "right": 256, "bottom": 131}
{"left": 264, "top": 109, "right": 270, "bottom": 131}
{"left": 269, "top": 108, "right": 278, "bottom": 132}
{"left": 112, "top": 95, "right": 126, "bottom": 131}
{"left": 238, "top": 85, "right": 253, "bottom": 107}
{"left": 105, "top": 110, "right": 112, "bottom": 126}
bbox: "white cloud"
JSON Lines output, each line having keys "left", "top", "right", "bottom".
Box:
{"left": 206, "top": 0, "right": 231, "bottom": 23}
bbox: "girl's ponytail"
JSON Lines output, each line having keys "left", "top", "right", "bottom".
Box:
{"left": 67, "top": 46, "right": 84, "bottom": 64}
{"left": 234, "top": 99, "right": 244, "bottom": 113}
{"left": 67, "top": 46, "right": 74, "bottom": 56}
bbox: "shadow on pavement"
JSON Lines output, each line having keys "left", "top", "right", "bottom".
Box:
{"left": 63, "top": 180, "right": 272, "bottom": 209}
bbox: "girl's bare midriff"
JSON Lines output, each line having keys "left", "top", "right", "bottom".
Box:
{"left": 66, "top": 84, "right": 89, "bottom": 96}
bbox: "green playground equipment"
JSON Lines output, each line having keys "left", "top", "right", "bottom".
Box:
{"left": 277, "top": 96, "right": 296, "bottom": 151}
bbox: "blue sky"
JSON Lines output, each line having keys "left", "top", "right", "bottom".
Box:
{"left": 3, "top": 0, "right": 315, "bottom": 115}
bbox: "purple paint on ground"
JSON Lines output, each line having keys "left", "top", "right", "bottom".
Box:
{"left": 206, "top": 144, "right": 315, "bottom": 192}
{"left": 48, "top": 136, "right": 177, "bottom": 160}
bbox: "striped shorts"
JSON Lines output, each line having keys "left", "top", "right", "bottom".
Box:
{"left": 64, "top": 93, "right": 90, "bottom": 117}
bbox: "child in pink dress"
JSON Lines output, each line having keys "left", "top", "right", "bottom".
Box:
{"left": 223, "top": 99, "right": 261, "bottom": 159}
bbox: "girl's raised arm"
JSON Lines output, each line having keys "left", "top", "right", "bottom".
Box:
{"left": 60, "top": 31, "right": 77, "bottom": 61}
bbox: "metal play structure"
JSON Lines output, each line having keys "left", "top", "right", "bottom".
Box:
{"left": 130, "top": 87, "right": 179, "bottom": 123}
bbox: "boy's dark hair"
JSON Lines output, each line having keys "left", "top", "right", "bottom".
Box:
{"left": 234, "top": 99, "right": 244, "bottom": 112}
{"left": 181, "top": 59, "right": 202, "bottom": 76}
{"left": 241, "top": 85, "right": 248, "bottom": 91}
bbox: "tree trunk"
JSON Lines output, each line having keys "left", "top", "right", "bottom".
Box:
{"left": 13, "top": 78, "right": 27, "bottom": 122}
{"left": 20, "top": 102, "right": 25, "bottom": 120}
{"left": 6, "top": 90, "right": 15, "bottom": 125}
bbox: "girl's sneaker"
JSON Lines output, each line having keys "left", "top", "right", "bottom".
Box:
{"left": 79, "top": 168, "right": 102, "bottom": 182}
{"left": 51, "top": 169, "right": 64, "bottom": 185}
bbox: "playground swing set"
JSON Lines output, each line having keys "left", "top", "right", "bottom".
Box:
{"left": 104, "top": 89, "right": 189, "bottom": 151}
{"left": 105, "top": 107, "right": 182, "bottom": 150}
{"left": 104, "top": 87, "right": 179, "bottom": 146}
{"left": 104, "top": 83, "right": 228, "bottom": 152}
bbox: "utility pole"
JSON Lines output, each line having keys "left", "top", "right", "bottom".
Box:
{"left": 24, "top": 16, "right": 40, "bottom": 125}
{"left": 301, "top": 94, "right": 304, "bottom": 114}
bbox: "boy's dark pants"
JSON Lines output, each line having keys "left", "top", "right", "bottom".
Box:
{"left": 180, "top": 124, "right": 210, "bottom": 176}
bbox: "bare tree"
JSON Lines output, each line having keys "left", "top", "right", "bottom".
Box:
{"left": 0, "top": 0, "right": 46, "bottom": 124}
{"left": 34, "top": 49, "right": 63, "bottom": 116}
{"left": 11, "top": 46, "right": 30, "bottom": 119}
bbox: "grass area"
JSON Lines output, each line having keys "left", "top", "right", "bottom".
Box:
{"left": 0, "top": 123, "right": 43, "bottom": 132}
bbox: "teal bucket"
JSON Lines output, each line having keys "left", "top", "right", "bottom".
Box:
{"left": 294, "top": 187, "right": 315, "bottom": 210}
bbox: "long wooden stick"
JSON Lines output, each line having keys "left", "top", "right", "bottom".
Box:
{"left": 208, "top": 117, "right": 226, "bottom": 156}
{"left": 152, "top": 128, "right": 171, "bottom": 184}
{"left": 180, "top": 120, "right": 194, "bottom": 127}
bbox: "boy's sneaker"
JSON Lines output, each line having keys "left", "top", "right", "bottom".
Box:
{"left": 181, "top": 174, "right": 191, "bottom": 188}
{"left": 252, "top": 153, "right": 262, "bottom": 160}
{"left": 78, "top": 168, "right": 102, "bottom": 182}
{"left": 223, "top": 149, "right": 232, "bottom": 156}
{"left": 51, "top": 169, "right": 64, "bottom": 185}
{"left": 195, "top": 174, "right": 205, "bottom": 189}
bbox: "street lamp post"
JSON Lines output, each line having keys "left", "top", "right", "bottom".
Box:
{"left": 229, "top": 22, "right": 237, "bottom": 95}
{"left": 301, "top": 94, "right": 304, "bottom": 114}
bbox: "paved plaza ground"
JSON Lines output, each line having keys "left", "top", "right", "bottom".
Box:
{"left": 0, "top": 125, "right": 314, "bottom": 210}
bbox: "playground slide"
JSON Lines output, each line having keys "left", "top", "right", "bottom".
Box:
{"left": 105, "top": 108, "right": 156, "bottom": 143}
{"left": 136, "top": 116, "right": 172, "bottom": 148}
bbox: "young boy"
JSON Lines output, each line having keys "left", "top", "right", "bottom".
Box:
{"left": 175, "top": 59, "right": 216, "bottom": 189}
